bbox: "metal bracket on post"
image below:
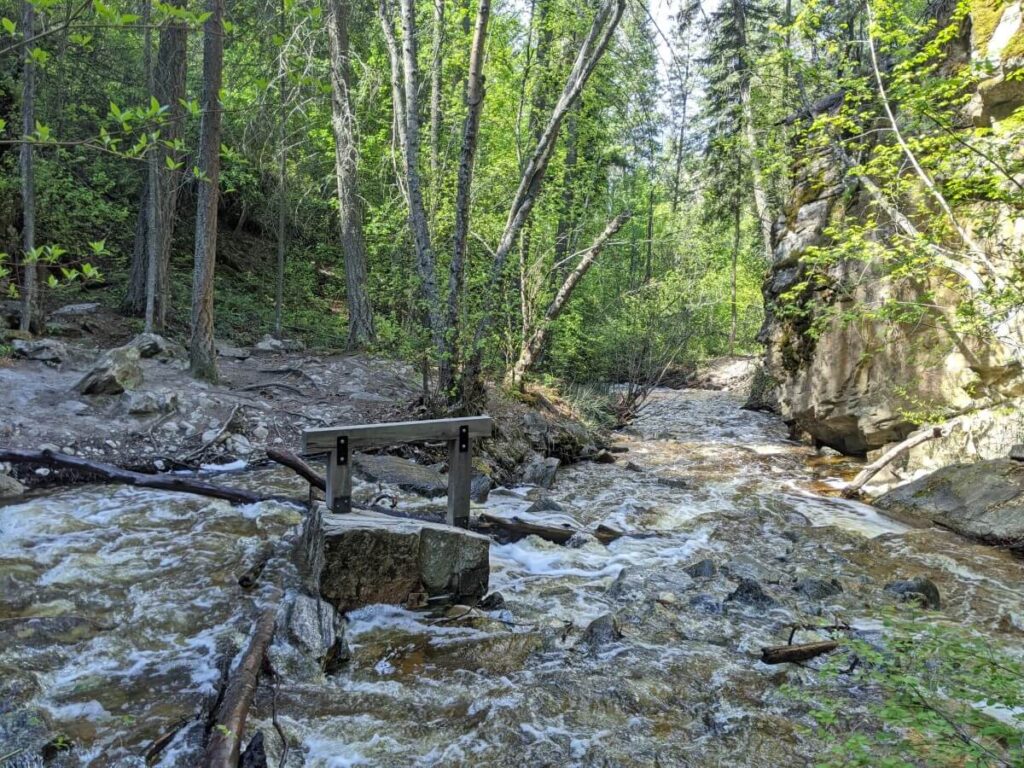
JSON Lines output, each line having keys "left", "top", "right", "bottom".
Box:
{"left": 336, "top": 435, "right": 349, "bottom": 465}
{"left": 458, "top": 424, "right": 469, "bottom": 453}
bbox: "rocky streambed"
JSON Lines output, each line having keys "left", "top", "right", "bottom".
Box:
{"left": 2, "top": 389, "right": 1023, "bottom": 766}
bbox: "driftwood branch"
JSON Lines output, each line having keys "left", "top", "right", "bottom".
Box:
{"left": 760, "top": 640, "right": 839, "bottom": 665}
{"left": 200, "top": 596, "right": 280, "bottom": 768}
{"left": 0, "top": 448, "right": 289, "bottom": 506}
{"left": 266, "top": 448, "right": 326, "bottom": 491}
{"left": 841, "top": 425, "right": 948, "bottom": 497}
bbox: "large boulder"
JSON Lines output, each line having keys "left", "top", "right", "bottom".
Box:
{"left": 300, "top": 505, "right": 489, "bottom": 612}
{"left": 11, "top": 338, "right": 67, "bottom": 363}
{"left": 76, "top": 345, "right": 143, "bottom": 395}
{"left": 875, "top": 459, "right": 1024, "bottom": 550}
{"left": 353, "top": 454, "right": 447, "bottom": 498}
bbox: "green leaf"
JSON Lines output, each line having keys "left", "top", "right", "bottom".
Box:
{"left": 1, "top": 17, "right": 16, "bottom": 35}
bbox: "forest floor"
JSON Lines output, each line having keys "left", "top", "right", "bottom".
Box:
{"left": 0, "top": 301, "right": 610, "bottom": 493}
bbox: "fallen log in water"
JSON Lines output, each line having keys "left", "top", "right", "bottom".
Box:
{"left": 0, "top": 448, "right": 291, "bottom": 505}
{"left": 200, "top": 597, "right": 279, "bottom": 768}
{"left": 266, "top": 447, "right": 326, "bottom": 491}
{"left": 760, "top": 640, "right": 839, "bottom": 665}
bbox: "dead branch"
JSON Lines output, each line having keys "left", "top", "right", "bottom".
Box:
{"left": 841, "top": 424, "right": 949, "bottom": 497}
{"left": 184, "top": 404, "right": 242, "bottom": 460}
{"left": 0, "top": 448, "right": 300, "bottom": 507}
{"left": 760, "top": 640, "right": 840, "bottom": 665}
{"left": 266, "top": 448, "right": 326, "bottom": 491}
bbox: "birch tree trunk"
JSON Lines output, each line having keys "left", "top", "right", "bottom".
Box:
{"left": 19, "top": 0, "right": 37, "bottom": 334}
{"left": 461, "top": 0, "right": 625, "bottom": 399}
{"left": 327, "top": 0, "right": 376, "bottom": 347}
{"left": 190, "top": 0, "right": 225, "bottom": 381}
{"left": 506, "top": 211, "right": 630, "bottom": 385}
{"left": 429, "top": 0, "right": 444, "bottom": 186}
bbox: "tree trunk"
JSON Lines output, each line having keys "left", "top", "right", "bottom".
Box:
{"left": 506, "top": 211, "right": 630, "bottom": 384}
{"left": 394, "top": 0, "right": 443, "bottom": 357}
{"left": 729, "top": 199, "right": 740, "bottom": 356}
{"left": 190, "top": 0, "right": 225, "bottom": 381}
{"left": 128, "top": 0, "right": 187, "bottom": 327}
{"left": 429, "top": 0, "right": 444, "bottom": 187}
{"left": 733, "top": 0, "right": 773, "bottom": 260}
{"left": 143, "top": 0, "right": 161, "bottom": 334}
{"left": 553, "top": 111, "right": 578, "bottom": 271}
{"left": 438, "top": 0, "right": 491, "bottom": 397}
{"left": 327, "top": 0, "right": 376, "bottom": 348}
{"left": 461, "top": 0, "right": 625, "bottom": 398}
{"left": 274, "top": 0, "right": 287, "bottom": 338}
{"left": 19, "top": 0, "right": 37, "bottom": 334}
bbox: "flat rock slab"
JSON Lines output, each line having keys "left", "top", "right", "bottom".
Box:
{"left": 353, "top": 453, "right": 447, "bottom": 498}
{"left": 875, "top": 459, "right": 1024, "bottom": 550}
{"left": 301, "top": 505, "right": 490, "bottom": 612}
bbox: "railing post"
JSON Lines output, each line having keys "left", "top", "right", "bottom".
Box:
{"left": 325, "top": 435, "right": 352, "bottom": 513}
{"left": 446, "top": 425, "right": 472, "bottom": 528}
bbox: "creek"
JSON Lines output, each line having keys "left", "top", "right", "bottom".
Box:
{"left": 2, "top": 389, "right": 1022, "bottom": 766}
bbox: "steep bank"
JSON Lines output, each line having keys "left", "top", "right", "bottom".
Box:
{"left": 758, "top": 2, "right": 1024, "bottom": 487}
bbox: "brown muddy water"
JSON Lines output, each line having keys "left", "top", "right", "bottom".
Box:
{"left": 2, "top": 389, "right": 1022, "bottom": 766}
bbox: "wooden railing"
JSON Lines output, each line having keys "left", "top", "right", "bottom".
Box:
{"left": 301, "top": 415, "right": 493, "bottom": 528}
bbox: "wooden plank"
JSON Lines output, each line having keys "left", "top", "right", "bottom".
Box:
{"left": 325, "top": 448, "right": 352, "bottom": 513}
{"left": 447, "top": 433, "right": 472, "bottom": 529}
{"left": 302, "top": 415, "right": 492, "bottom": 452}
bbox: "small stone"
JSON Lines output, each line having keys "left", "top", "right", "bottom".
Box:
{"left": 479, "top": 592, "right": 506, "bottom": 610}
{"left": 228, "top": 434, "right": 253, "bottom": 455}
{"left": 470, "top": 474, "right": 492, "bottom": 503}
{"left": 154, "top": 460, "right": 166, "bottom": 471}
{"left": 725, "top": 578, "right": 778, "bottom": 608}
{"left": 884, "top": 577, "right": 941, "bottom": 610}
{"left": 61, "top": 446, "right": 74, "bottom": 455}
{"left": 593, "top": 449, "right": 617, "bottom": 464}
{"left": 657, "top": 591, "right": 678, "bottom": 605}
{"left": 160, "top": 421, "right": 179, "bottom": 432}
{"left": 201, "top": 429, "right": 221, "bottom": 444}
{"left": 254, "top": 334, "right": 284, "bottom": 352}
{"left": 579, "top": 613, "right": 622, "bottom": 650}
{"left": 657, "top": 476, "right": 691, "bottom": 490}
{"left": 104, "top": 439, "right": 117, "bottom": 449}
{"left": 35, "top": 467, "right": 51, "bottom": 477}
{"left": 1010, "top": 444, "right": 1024, "bottom": 462}
{"left": 252, "top": 425, "right": 270, "bottom": 441}
{"left": 818, "top": 446, "right": 844, "bottom": 458}
{"left": 688, "top": 594, "right": 723, "bottom": 614}
{"left": 566, "top": 531, "right": 601, "bottom": 549}
{"left": 684, "top": 559, "right": 717, "bottom": 578}
{"left": 793, "top": 577, "right": 843, "bottom": 601}
{"left": 0, "top": 473, "right": 26, "bottom": 498}
{"left": 525, "top": 496, "right": 564, "bottom": 514}
{"left": 39, "top": 443, "right": 60, "bottom": 453}
{"left": 522, "top": 456, "right": 559, "bottom": 489}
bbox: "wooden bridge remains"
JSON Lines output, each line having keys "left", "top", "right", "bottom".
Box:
{"left": 301, "top": 415, "right": 493, "bottom": 528}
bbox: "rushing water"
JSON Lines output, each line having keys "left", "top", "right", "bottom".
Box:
{"left": 2, "top": 389, "right": 1022, "bottom": 766}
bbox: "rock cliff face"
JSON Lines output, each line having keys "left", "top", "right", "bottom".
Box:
{"left": 760, "top": 2, "right": 1024, "bottom": 467}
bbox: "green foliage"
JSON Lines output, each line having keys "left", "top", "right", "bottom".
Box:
{"left": 787, "top": 612, "right": 1024, "bottom": 767}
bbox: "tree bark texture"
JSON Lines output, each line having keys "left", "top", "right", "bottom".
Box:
{"left": 190, "top": 0, "right": 225, "bottom": 381}
{"left": 19, "top": 0, "right": 37, "bottom": 334}
{"left": 327, "top": 0, "right": 376, "bottom": 348}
